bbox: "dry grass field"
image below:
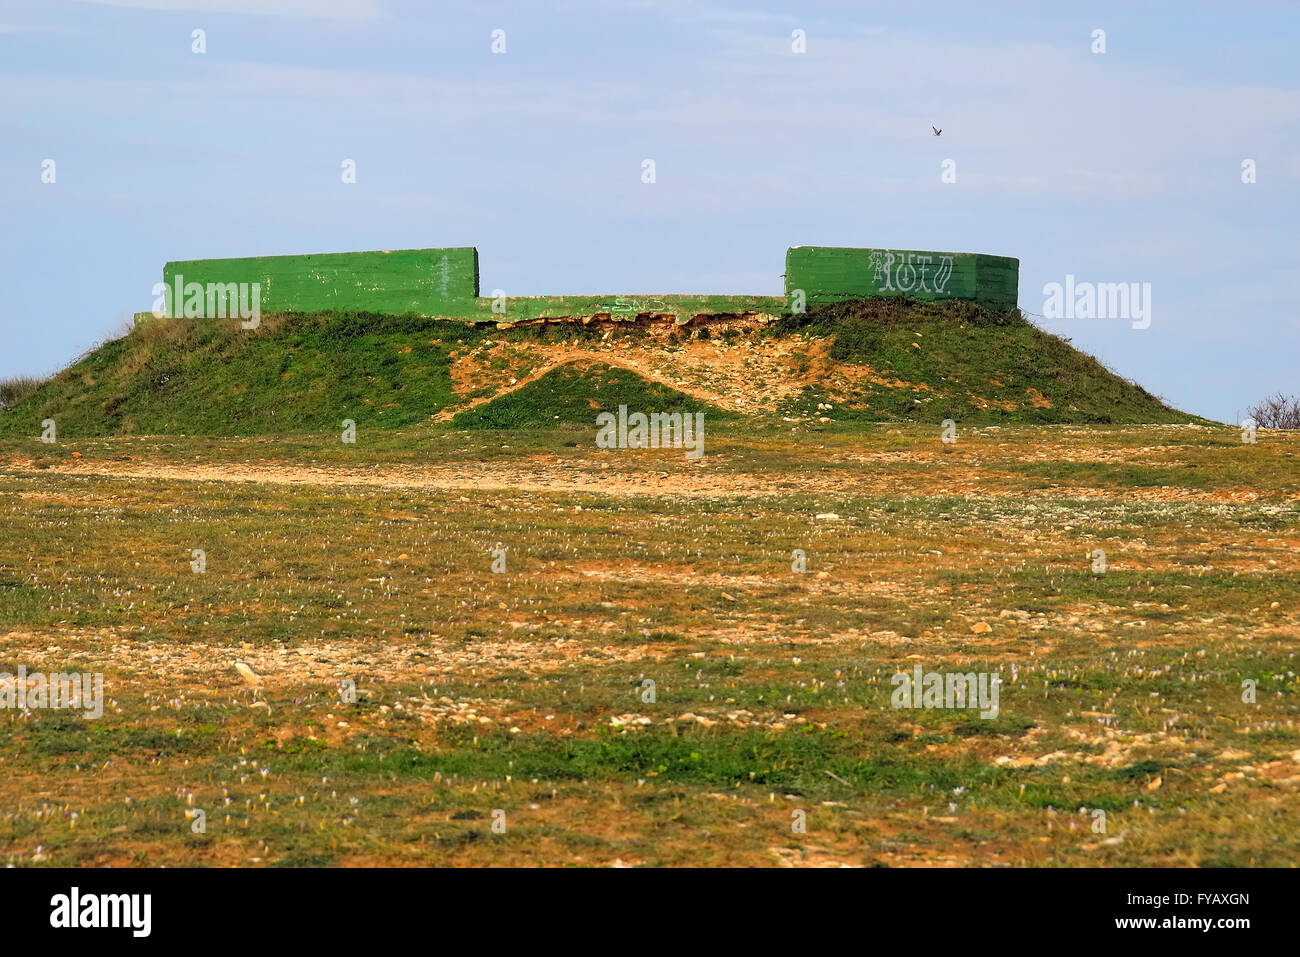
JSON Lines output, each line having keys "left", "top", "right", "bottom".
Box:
{"left": 1, "top": 422, "right": 1298, "bottom": 866}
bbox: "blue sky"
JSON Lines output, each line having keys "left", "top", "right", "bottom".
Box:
{"left": 2, "top": 0, "right": 1297, "bottom": 423}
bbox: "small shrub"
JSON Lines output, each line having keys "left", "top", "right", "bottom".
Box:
{"left": 1247, "top": 392, "right": 1300, "bottom": 430}
{"left": 0, "top": 375, "right": 46, "bottom": 410}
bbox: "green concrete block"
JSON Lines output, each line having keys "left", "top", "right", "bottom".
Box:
{"left": 786, "top": 246, "right": 1018, "bottom": 310}
{"left": 161, "top": 247, "right": 479, "bottom": 317}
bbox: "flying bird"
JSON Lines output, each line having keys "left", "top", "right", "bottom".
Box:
{"left": 932, "top": 126, "right": 942, "bottom": 136}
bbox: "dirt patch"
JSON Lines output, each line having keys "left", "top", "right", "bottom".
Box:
{"left": 438, "top": 334, "right": 940, "bottom": 422}
{"left": 1025, "top": 387, "right": 1052, "bottom": 408}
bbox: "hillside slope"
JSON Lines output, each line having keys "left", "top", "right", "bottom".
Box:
{"left": 0, "top": 301, "right": 1198, "bottom": 437}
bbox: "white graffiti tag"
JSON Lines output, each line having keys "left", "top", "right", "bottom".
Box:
{"left": 932, "top": 255, "right": 954, "bottom": 293}
{"left": 871, "top": 250, "right": 954, "bottom": 294}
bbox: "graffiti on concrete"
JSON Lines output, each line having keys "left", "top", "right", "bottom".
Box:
{"left": 869, "top": 250, "right": 955, "bottom": 294}
{"left": 596, "top": 297, "right": 670, "bottom": 314}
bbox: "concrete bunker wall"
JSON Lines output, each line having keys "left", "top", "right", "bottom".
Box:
{"left": 785, "top": 246, "right": 1018, "bottom": 311}
{"left": 148, "top": 244, "right": 1019, "bottom": 322}
{"left": 162, "top": 247, "right": 480, "bottom": 316}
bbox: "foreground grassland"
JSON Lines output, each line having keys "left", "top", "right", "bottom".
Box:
{"left": 0, "top": 423, "right": 1297, "bottom": 867}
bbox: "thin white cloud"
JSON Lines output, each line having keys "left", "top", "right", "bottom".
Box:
{"left": 6, "top": 11, "right": 1297, "bottom": 215}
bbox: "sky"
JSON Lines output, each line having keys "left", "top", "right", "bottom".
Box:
{"left": 2, "top": 0, "right": 1297, "bottom": 424}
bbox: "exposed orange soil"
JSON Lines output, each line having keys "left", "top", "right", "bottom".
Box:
{"left": 439, "top": 334, "right": 935, "bottom": 421}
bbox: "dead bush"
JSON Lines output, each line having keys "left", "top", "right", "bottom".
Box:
{"left": 1247, "top": 392, "right": 1300, "bottom": 430}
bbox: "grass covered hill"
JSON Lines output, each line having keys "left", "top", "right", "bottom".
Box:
{"left": 0, "top": 300, "right": 1199, "bottom": 438}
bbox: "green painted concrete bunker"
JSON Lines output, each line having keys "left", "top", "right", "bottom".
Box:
{"left": 142, "top": 245, "right": 1019, "bottom": 324}
{"left": 784, "top": 246, "right": 1018, "bottom": 312}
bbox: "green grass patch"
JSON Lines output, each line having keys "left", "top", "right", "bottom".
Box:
{"left": 452, "top": 362, "right": 729, "bottom": 429}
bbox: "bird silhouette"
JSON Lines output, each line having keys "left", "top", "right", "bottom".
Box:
{"left": 932, "top": 126, "right": 942, "bottom": 136}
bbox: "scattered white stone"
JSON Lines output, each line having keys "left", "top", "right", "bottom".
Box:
{"left": 234, "top": 661, "right": 261, "bottom": 687}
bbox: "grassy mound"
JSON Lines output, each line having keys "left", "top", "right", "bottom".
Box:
{"left": 777, "top": 299, "right": 1196, "bottom": 424}
{"left": 0, "top": 312, "right": 476, "bottom": 437}
{"left": 0, "top": 300, "right": 1199, "bottom": 438}
{"left": 451, "top": 362, "right": 726, "bottom": 429}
